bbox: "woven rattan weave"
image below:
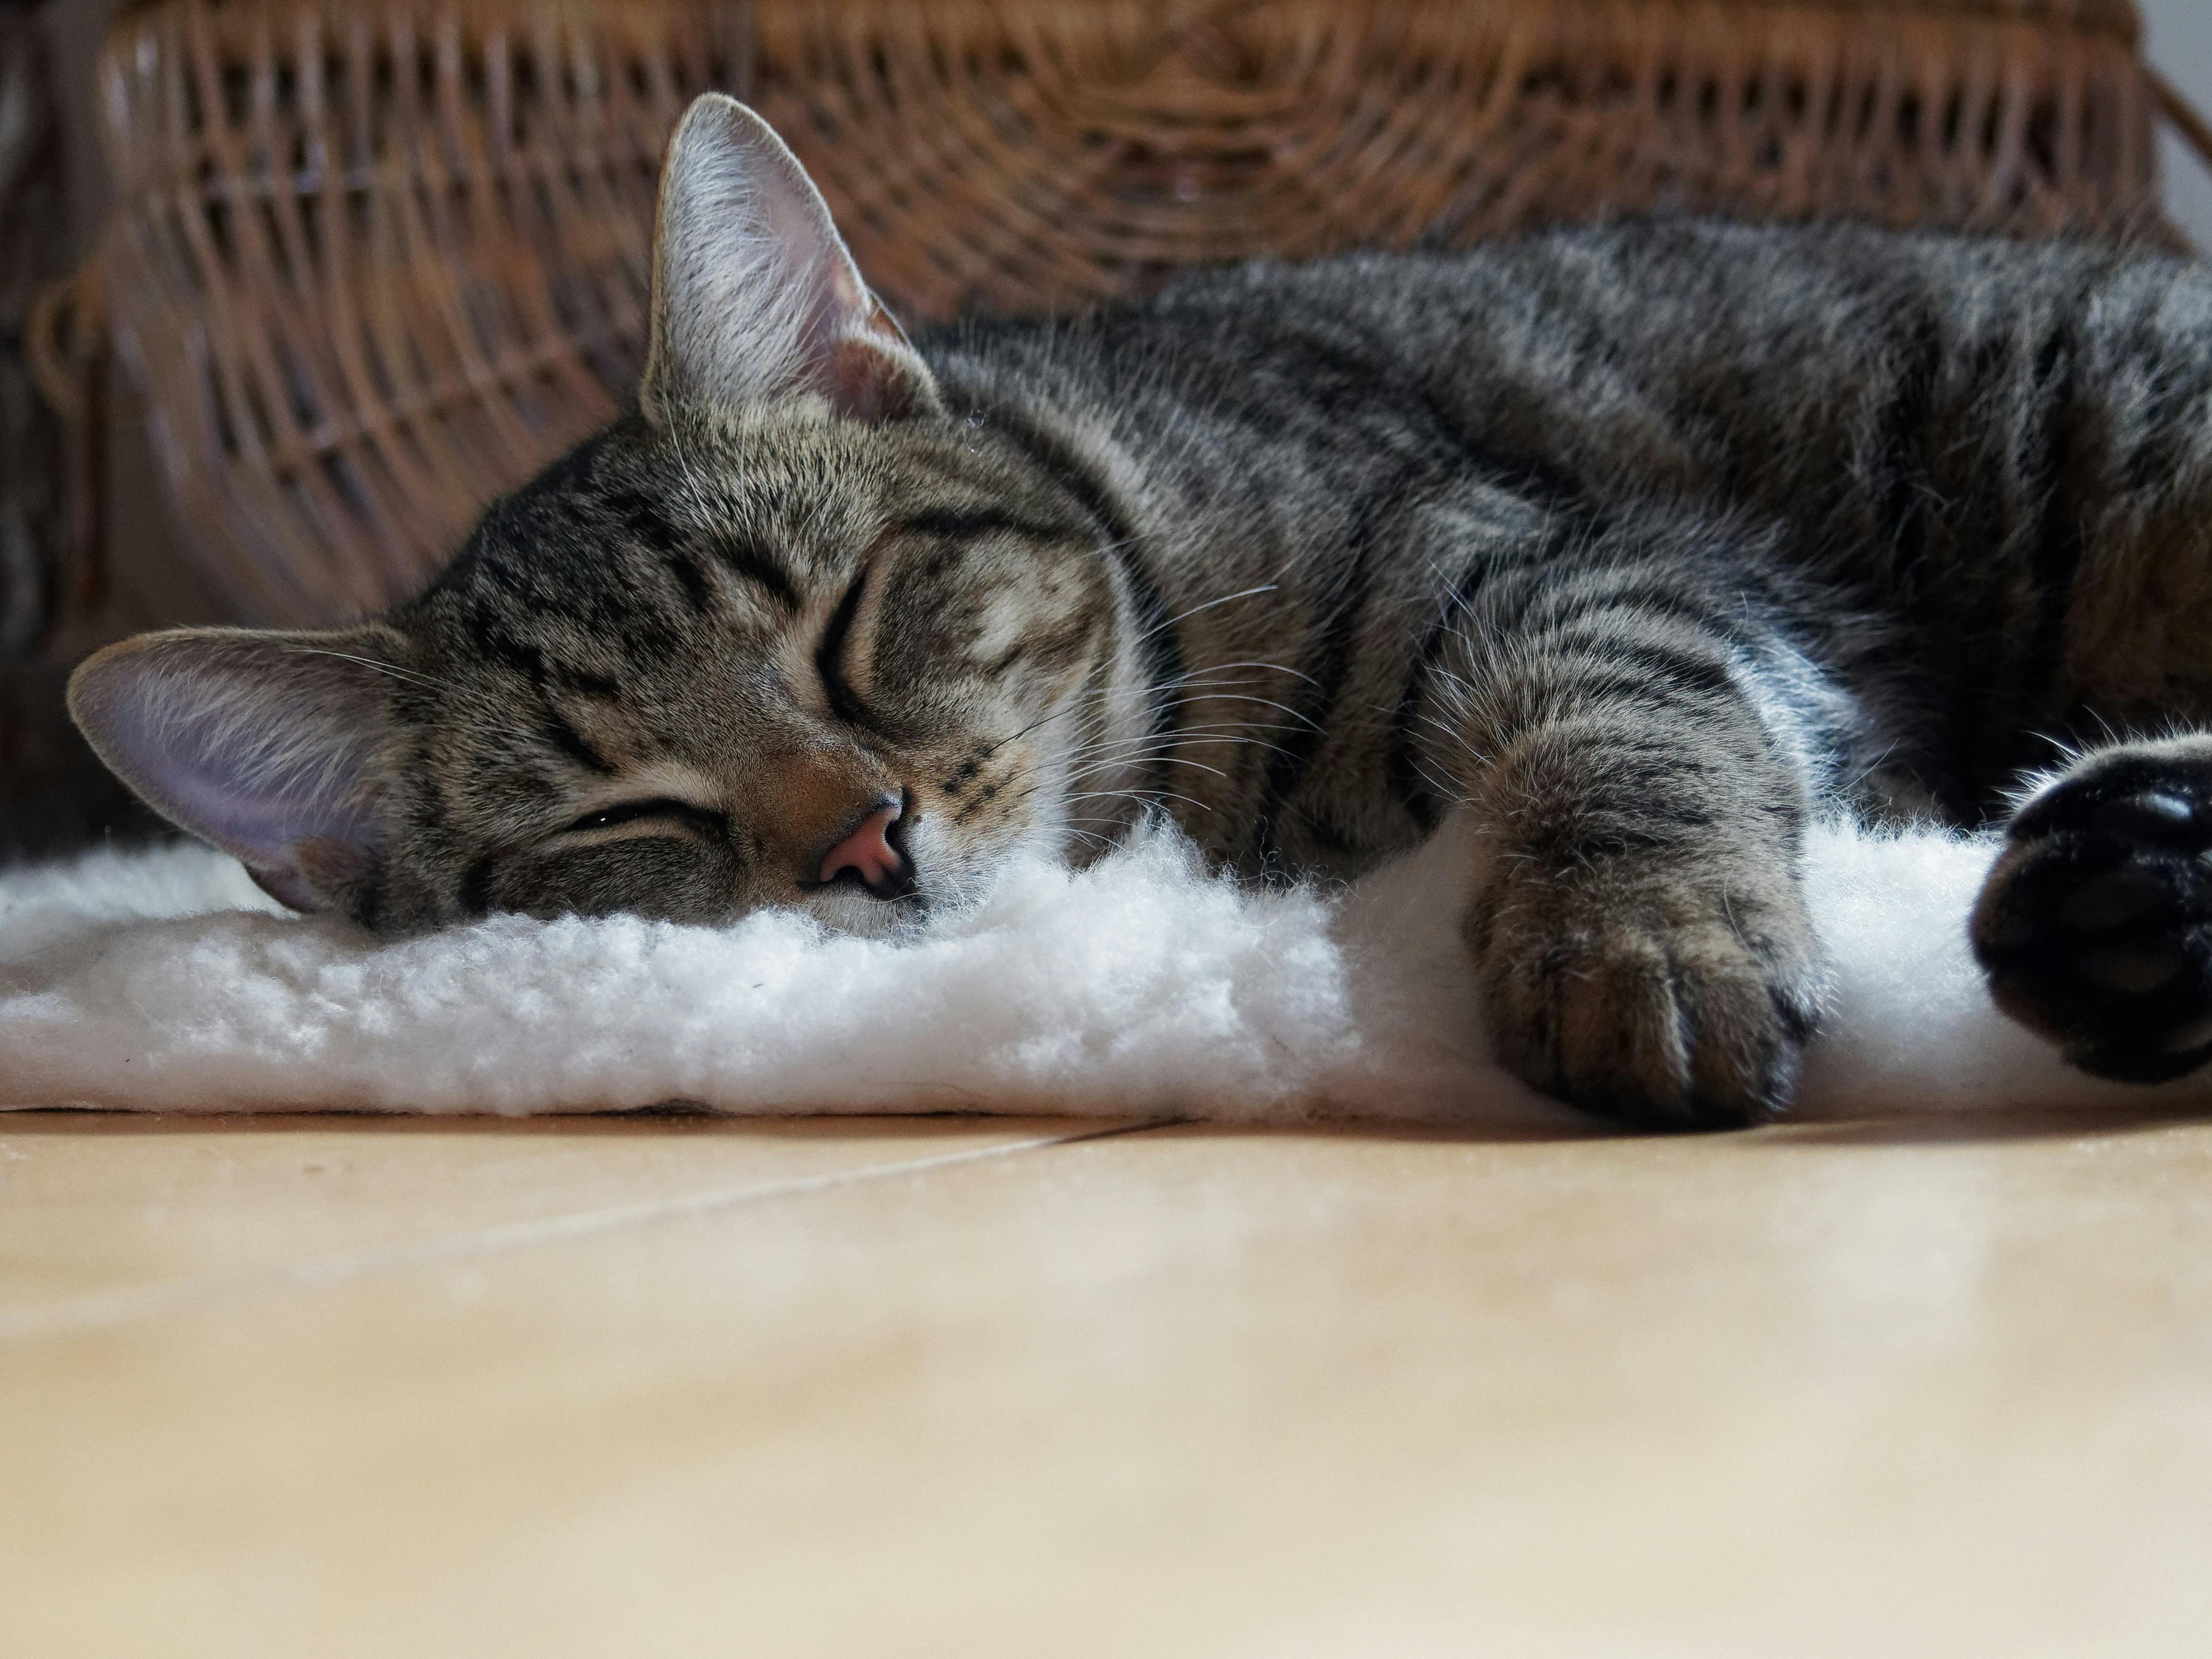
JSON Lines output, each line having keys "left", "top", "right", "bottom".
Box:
{"left": 88, "top": 0, "right": 2188, "bottom": 624}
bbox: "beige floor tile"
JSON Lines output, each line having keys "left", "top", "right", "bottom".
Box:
{"left": 0, "top": 1110, "right": 1130, "bottom": 1327}
{"left": 7, "top": 1111, "right": 2212, "bottom": 1657}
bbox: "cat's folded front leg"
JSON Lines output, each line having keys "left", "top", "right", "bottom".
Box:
{"left": 1460, "top": 748, "right": 1827, "bottom": 1130}
{"left": 1465, "top": 809, "right": 1824, "bottom": 1130}
{"left": 1423, "top": 565, "right": 1833, "bottom": 1129}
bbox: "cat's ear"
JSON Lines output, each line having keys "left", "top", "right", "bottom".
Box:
{"left": 640, "top": 93, "right": 939, "bottom": 424}
{"left": 68, "top": 627, "right": 400, "bottom": 914}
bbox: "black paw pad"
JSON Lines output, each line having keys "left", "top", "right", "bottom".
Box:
{"left": 1974, "top": 753, "right": 2212, "bottom": 1084}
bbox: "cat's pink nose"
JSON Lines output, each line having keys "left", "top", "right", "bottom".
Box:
{"left": 819, "top": 801, "right": 907, "bottom": 895}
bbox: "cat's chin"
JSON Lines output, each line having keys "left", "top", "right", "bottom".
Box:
{"left": 794, "top": 885, "right": 936, "bottom": 941}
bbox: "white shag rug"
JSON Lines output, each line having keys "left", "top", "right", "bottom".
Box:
{"left": 0, "top": 815, "right": 2196, "bottom": 1123}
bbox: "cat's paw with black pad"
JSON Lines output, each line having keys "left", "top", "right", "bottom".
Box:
{"left": 1973, "top": 739, "right": 2212, "bottom": 1082}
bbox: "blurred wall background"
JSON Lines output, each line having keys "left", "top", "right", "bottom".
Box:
{"left": 2145, "top": 0, "right": 2212, "bottom": 247}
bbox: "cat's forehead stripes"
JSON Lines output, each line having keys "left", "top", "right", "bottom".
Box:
{"left": 890, "top": 505, "right": 1091, "bottom": 546}
{"left": 539, "top": 705, "right": 618, "bottom": 776}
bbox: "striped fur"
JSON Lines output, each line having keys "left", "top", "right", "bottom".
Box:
{"left": 70, "top": 99, "right": 2212, "bottom": 1128}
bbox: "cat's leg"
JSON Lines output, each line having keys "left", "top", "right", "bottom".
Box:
{"left": 1414, "top": 545, "right": 1841, "bottom": 1130}
{"left": 1972, "top": 736, "right": 2212, "bottom": 1082}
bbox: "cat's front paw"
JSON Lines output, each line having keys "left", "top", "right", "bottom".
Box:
{"left": 1974, "top": 740, "right": 2212, "bottom": 1082}
{"left": 1471, "top": 868, "right": 1825, "bottom": 1131}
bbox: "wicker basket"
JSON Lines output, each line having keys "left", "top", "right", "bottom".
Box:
{"left": 2, "top": 6, "right": 71, "bottom": 658}
{"left": 76, "top": 0, "right": 2204, "bottom": 625}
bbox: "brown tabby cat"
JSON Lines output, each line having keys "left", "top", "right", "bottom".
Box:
{"left": 65, "top": 94, "right": 2212, "bottom": 1129}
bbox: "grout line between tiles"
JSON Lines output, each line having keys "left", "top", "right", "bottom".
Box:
{"left": 0, "top": 1118, "right": 1185, "bottom": 1347}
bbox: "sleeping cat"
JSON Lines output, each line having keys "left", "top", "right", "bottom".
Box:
{"left": 66, "top": 93, "right": 2212, "bottom": 1129}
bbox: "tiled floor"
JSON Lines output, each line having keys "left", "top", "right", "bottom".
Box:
{"left": 6, "top": 1107, "right": 2212, "bottom": 1657}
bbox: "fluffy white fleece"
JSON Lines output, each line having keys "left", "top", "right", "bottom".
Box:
{"left": 0, "top": 817, "right": 2196, "bottom": 1121}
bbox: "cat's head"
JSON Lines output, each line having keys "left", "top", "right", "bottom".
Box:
{"left": 69, "top": 96, "right": 1139, "bottom": 935}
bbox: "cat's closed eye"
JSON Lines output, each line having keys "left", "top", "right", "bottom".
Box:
{"left": 816, "top": 568, "right": 874, "bottom": 727}
{"left": 563, "top": 800, "right": 725, "bottom": 837}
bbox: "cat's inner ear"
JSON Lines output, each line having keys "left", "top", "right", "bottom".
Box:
{"left": 640, "top": 93, "right": 940, "bottom": 424}
{"left": 68, "top": 627, "right": 398, "bottom": 914}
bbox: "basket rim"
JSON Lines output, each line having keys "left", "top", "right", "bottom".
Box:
{"left": 1659, "top": 0, "right": 2139, "bottom": 44}
{"left": 101, "top": 0, "right": 2145, "bottom": 36}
